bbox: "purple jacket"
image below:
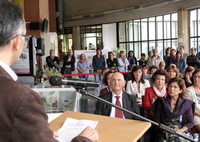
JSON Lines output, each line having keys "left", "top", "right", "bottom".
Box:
{"left": 152, "top": 96, "right": 195, "bottom": 131}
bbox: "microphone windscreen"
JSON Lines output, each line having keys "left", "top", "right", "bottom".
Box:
{"left": 49, "top": 76, "right": 62, "bottom": 86}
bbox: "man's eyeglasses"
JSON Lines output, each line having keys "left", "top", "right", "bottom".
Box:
{"left": 11, "top": 34, "right": 30, "bottom": 42}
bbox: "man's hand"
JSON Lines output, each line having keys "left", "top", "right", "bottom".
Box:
{"left": 79, "top": 126, "right": 99, "bottom": 142}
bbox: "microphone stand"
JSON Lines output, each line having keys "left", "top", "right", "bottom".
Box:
{"left": 75, "top": 87, "right": 195, "bottom": 142}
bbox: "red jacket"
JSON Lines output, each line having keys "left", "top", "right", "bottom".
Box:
{"left": 143, "top": 87, "right": 167, "bottom": 119}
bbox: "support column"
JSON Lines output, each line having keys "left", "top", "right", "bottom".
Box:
{"left": 178, "top": 10, "right": 190, "bottom": 53}
{"left": 72, "top": 26, "right": 81, "bottom": 50}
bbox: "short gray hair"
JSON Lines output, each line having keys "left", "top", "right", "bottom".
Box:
{"left": 0, "top": 1, "right": 25, "bottom": 47}
{"left": 159, "top": 61, "right": 165, "bottom": 66}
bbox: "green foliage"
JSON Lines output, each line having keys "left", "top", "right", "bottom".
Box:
{"left": 43, "top": 67, "right": 62, "bottom": 79}
{"left": 112, "top": 48, "right": 126, "bottom": 58}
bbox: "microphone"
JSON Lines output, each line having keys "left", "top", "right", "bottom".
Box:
{"left": 49, "top": 76, "right": 99, "bottom": 88}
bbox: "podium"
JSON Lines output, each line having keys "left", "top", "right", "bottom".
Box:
{"left": 49, "top": 111, "right": 151, "bottom": 142}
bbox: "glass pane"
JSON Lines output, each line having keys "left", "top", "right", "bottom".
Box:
{"left": 86, "top": 26, "right": 90, "bottom": 33}
{"left": 81, "top": 27, "right": 85, "bottom": 33}
{"left": 190, "top": 10, "right": 197, "bottom": 37}
{"left": 149, "top": 41, "right": 155, "bottom": 51}
{"left": 86, "top": 33, "right": 96, "bottom": 37}
{"left": 134, "top": 42, "right": 141, "bottom": 59}
{"left": 198, "top": 10, "right": 200, "bottom": 36}
{"left": 172, "top": 13, "right": 177, "bottom": 38}
{"left": 81, "top": 38, "right": 87, "bottom": 50}
{"left": 156, "top": 16, "right": 163, "bottom": 39}
{"left": 87, "top": 37, "right": 96, "bottom": 50}
{"left": 126, "top": 21, "right": 133, "bottom": 41}
{"left": 97, "top": 25, "right": 102, "bottom": 32}
{"left": 119, "top": 43, "right": 126, "bottom": 50}
{"left": 164, "top": 40, "right": 171, "bottom": 49}
{"left": 91, "top": 26, "right": 96, "bottom": 33}
{"left": 134, "top": 20, "right": 140, "bottom": 41}
{"left": 164, "top": 14, "right": 171, "bottom": 39}
{"left": 190, "top": 38, "right": 197, "bottom": 50}
{"left": 199, "top": 38, "right": 200, "bottom": 52}
{"left": 149, "top": 17, "right": 155, "bottom": 40}
{"left": 141, "top": 18, "right": 148, "bottom": 40}
{"left": 81, "top": 34, "right": 85, "bottom": 38}
{"left": 142, "top": 42, "right": 148, "bottom": 58}
{"left": 97, "top": 33, "right": 101, "bottom": 37}
{"left": 157, "top": 40, "right": 164, "bottom": 57}
{"left": 119, "top": 22, "right": 126, "bottom": 42}
{"left": 172, "top": 40, "right": 178, "bottom": 51}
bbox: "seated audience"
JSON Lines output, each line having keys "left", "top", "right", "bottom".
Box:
{"left": 95, "top": 68, "right": 110, "bottom": 96}
{"left": 143, "top": 70, "right": 169, "bottom": 120}
{"left": 182, "top": 66, "right": 195, "bottom": 88}
{"left": 139, "top": 53, "right": 147, "bottom": 66}
{"left": 170, "top": 49, "right": 176, "bottom": 63}
{"left": 147, "top": 65, "right": 159, "bottom": 86}
{"left": 187, "top": 47, "right": 197, "bottom": 69}
{"left": 99, "top": 71, "right": 113, "bottom": 96}
{"left": 185, "top": 69, "right": 200, "bottom": 133}
{"left": 147, "top": 51, "right": 153, "bottom": 61}
{"left": 152, "top": 77, "right": 194, "bottom": 141}
{"left": 107, "top": 52, "right": 118, "bottom": 68}
{"left": 94, "top": 72, "right": 139, "bottom": 119}
{"left": 164, "top": 47, "right": 171, "bottom": 69}
{"left": 118, "top": 51, "right": 129, "bottom": 72}
{"left": 126, "top": 66, "right": 150, "bottom": 114}
{"left": 127, "top": 51, "right": 137, "bottom": 70}
{"left": 173, "top": 51, "right": 186, "bottom": 75}
{"left": 159, "top": 61, "right": 165, "bottom": 71}
{"left": 46, "top": 49, "right": 60, "bottom": 70}
{"left": 142, "top": 65, "right": 152, "bottom": 79}
{"left": 77, "top": 53, "right": 90, "bottom": 91}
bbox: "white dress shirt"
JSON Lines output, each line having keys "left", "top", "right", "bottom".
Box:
{"left": 0, "top": 60, "right": 18, "bottom": 81}
{"left": 110, "top": 91, "right": 125, "bottom": 119}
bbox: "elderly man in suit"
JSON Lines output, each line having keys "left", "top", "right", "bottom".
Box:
{"left": 94, "top": 72, "right": 139, "bottom": 119}
{"left": 0, "top": 2, "right": 98, "bottom": 142}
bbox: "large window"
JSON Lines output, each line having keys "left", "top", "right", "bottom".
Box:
{"left": 118, "top": 13, "right": 178, "bottom": 59}
{"left": 190, "top": 9, "right": 200, "bottom": 52}
{"left": 81, "top": 25, "right": 102, "bottom": 50}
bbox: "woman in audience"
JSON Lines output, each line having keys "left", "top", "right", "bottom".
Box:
{"left": 139, "top": 53, "right": 148, "bottom": 66}
{"left": 77, "top": 53, "right": 90, "bottom": 91}
{"left": 100, "top": 71, "right": 113, "bottom": 96}
{"left": 170, "top": 49, "right": 176, "bottom": 63}
{"left": 164, "top": 47, "right": 171, "bottom": 69}
{"left": 166, "top": 64, "right": 180, "bottom": 80}
{"left": 153, "top": 77, "right": 194, "bottom": 141}
{"left": 185, "top": 69, "right": 200, "bottom": 133}
{"left": 173, "top": 51, "right": 186, "bottom": 75}
{"left": 182, "top": 66, "right": 195, "bottom": 88}
{"left": 127, "top": 51, "right": 137, "bottom": 71}
{"left": 147, "top": 65, "right": 159, "bottom": 86}
{"left": 126, "top": 66, "right": 150, "bottom": 114}
{"left": 142, "top": 65, "right": 152, "bottom": 79}
{"left": 107, "top": 52, "right": 118, "bottom": 68}
{"left": 117, "top": 51, "right": 129, "bottom": 72}
{"left": 143, "top": 70, "right": 169, "bottom": 120}
{"left": 147, "top": 51, "right": 153, "bottom": 61}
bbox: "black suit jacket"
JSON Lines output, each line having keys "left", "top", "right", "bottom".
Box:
{"left": 62, "top": 55, "right": 75, "bottom": 71}
{"left": 46, "top": 56, "right": 60, "bottom": 69}
{"left": 94, "top": 92, "right": 139, "bottom": 119}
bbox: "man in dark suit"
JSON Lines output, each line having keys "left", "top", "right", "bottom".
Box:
{"left": 94, "top": 72, "right": 139, "bottom": 119}
{"left": 46, "top": 49, "right": 60, "bottom": 70}
{"left": 0, "top": 2, "right": 98, "bottom": 142}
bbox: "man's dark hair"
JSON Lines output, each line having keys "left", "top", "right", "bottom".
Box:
{"left": 0, "top": 1, "right": 24, "bottom": 47}
{"left": 50, "top": 49, "right": 54, "bottom": 52}
{"left": 131, "top": 65, "right": 145, "bottom": 83}
{"left": 152, "top": 70, "right": 169, "bottom": 84}
{"left": 165, "top": 47, "right": 171, "bottom": 55}
{"left": 149, "top": 65, "right": 159, "bottom": 72}
{"left": 96, "top": 48, "right": 101, "bottom": 51}
{"left": 103, "top": 71, "right": 114, "bottom": 86}
{"left": 180, "top": 45, "right": 185, "bottom": 49}
{"left": 141, "top": 53, "right": 146, "bottom": 57}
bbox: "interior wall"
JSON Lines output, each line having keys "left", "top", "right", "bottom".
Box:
{"left": 102, "top": 23, "right": 117, "bottom": 52}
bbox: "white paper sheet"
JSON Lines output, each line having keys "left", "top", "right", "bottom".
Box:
{"left": 55, "top": 117, "right": 98, "bottom": 142}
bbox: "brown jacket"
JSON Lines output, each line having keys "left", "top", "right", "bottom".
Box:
{"left": 0, "top": 66, "right": 91, "bottom": 142}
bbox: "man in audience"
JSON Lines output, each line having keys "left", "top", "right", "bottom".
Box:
{"left": 62, "top": 49, "right": 75, "bottom": 79}
{"left": 147, "top": 49, "right": 163, "bottom": 69}
{"left": 46, "top": 49, "right": 60, "bottom": 70}
{"left": 187, "top": 47, "right": 197, "bottom": 69}
{"left": 0, "top": 2, "right": 98, "bottom": 142}
{"left": 142, "top": 65, "right": 152, "bottom": 79}
{"left": 159, "top": 61, "right": 166, "bottom": 71}
{"left": 94, "top": 72, "right": 139, "bottom": 119}
{"left": 180, "top": 45, "right": 188, "bottom": 65}
{"left": 92, "top": 48, "right": 105, "bottom": 81}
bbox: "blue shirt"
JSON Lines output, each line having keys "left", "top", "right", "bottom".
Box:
{"left": 77, "top": 61, "right": 90, "bottom": 73}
